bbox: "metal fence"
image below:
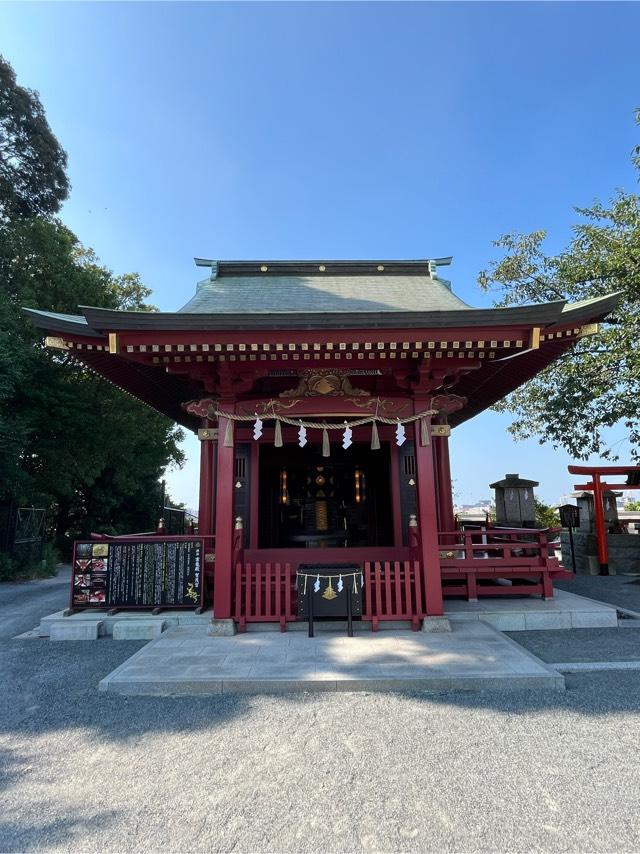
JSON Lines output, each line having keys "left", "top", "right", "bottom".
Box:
{"left": 0, "top": 504, "right": 47, "bottom": 566}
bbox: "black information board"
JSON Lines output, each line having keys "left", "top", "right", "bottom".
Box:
{"left": 71, "top": 538, "right": 203, "bottom": 609}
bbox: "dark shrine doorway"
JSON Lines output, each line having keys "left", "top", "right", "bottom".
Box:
{"left": 258, "top": 443, "right": 393, "bottom": 549}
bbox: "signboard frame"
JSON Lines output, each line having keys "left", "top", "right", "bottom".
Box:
{"left": 69, "top": 535, "right": 205, "bottom": 612}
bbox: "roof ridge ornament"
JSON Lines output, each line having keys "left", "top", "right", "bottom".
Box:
{"left": 193, "top": 258, "right": 219, "bottom": 279}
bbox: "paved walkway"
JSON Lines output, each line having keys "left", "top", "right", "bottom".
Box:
{"left": 99, "top": 621, "right": 563, "bottom": 695}
{"left": 446, "top": 588, "right": 617, "bottom": 630}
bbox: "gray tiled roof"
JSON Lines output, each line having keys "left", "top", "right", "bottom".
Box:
{"left": 178, "top": 274, "right": 471, "bottom": 314}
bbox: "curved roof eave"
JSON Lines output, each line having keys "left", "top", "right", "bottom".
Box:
{"left": 77, "top": 301, "right": 568, "bottom": 332}
{"left": 22, "top": 308, "right": 102, "bottom": 338}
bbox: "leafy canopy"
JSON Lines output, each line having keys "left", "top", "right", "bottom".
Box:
{"left": 0, "top": 56, "right": 184, "bottom": 556}
{"left": 478, "top": 110, "right": 640, "bottom": 462}
{"left": 0, "top": 55, "right": 69, "bottom": 219}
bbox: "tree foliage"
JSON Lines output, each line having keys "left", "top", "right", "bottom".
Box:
{"left": 534, "top": 498, "right": 560, "bottom": 529}
{"left": 478, "top": 109, "right": 640, "bottom": 462}
{"left": 0, "top": 57, "right": 184, "bottom": 557}
{"left": 0, "top": 218, "right": 185, "bottom": 550}
{"left": 0, "top": 55, "right": 69, "bottom": 219}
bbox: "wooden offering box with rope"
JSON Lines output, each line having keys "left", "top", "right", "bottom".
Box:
{"left": 297, "top": 563, "right": 362, "bottom": 636}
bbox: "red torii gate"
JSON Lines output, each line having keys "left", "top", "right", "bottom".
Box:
{"left": 569, "top": 465, "right": 640, "bottom": 575}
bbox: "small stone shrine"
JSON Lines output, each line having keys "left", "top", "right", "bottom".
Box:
{"left": 490, "top": 473, "right": 538, "bottom": 528}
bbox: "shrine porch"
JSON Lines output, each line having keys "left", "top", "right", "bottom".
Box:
{"left": 230, "top": 527, "right": 573, "bottom": 631}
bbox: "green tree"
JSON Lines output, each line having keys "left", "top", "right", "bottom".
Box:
{"left": 624, "top": 499, "right": 640, "bottom": 511}
{"left": 534, "top": 498, "right": 560, "bottom": 529}
{"left": 478, "top": 109, "right": 640, "bottom": 461}
{"left": 0, "top": 56, "right": 184, "bottom": 559}
{"left": 0, "top": 55, "right": 69, "bottom": 219}
{"left": 0, "top": 218, "right": 185, "bottom": 552}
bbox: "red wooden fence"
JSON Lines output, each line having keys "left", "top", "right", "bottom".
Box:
{"left": 230, "top": 529, "right": 570, "bottom": 630}
{"left": 233, "top": 559, "right": 426, "bottom": 632}
{"left": 438, "top": 527, "right": 570, "bottom": 599}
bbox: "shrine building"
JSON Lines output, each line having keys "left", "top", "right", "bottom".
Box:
{"left": 25, "top": 258, "right": 618, "bottom": 630}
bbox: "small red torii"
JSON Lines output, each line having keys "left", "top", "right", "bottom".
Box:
{"left": 569, "top": 464, "right": 640, "bottom": 575}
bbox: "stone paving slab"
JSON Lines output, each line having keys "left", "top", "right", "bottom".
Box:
{"left": 446, "top": 589, "right": 617, "bottom": 630}
{"left": 98, "top": 622, "right": 564, "bottom": 695}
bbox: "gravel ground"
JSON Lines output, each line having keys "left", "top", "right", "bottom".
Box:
{"left": 0, "top": 565, "right": 71, "bottom": 641}
{"left": 2, "top": 573, "right": 640, "bottom": 853}
{"left": 507, "top": 626, "right": 640, "bottom": 663}
{"left": 556, "top": 574, "right": 640, "bottom": 613}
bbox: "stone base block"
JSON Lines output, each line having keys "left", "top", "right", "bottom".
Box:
{"left": 112, "top": 620, "right": 166, "bottom": 640}
{"left": 207, "top": 619, "right": 237, "bottom": 637}
{"left": 421, "top": 616, "right": 451, "bottom": 633}
{"left": 49, "top": 620, "right": 103, "bottom": 641}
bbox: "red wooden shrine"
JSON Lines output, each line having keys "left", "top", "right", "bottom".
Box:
{"left": 25, "top": 257, "right": 619, "bottom": 629}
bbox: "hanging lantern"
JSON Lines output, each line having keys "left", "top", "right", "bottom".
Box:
{"left": 279, "top": 468, "right": 289, "bottom": 505}
{"left": 298, "top": 424, "right": 307, "bottom": 447}
{"left": 395, "top": 421, "right": 406, "bottom": 447}
{"left": 342, "top": 421, "right": 353, "bottom": 450}
{"left": 253, "top": 416, "right": 263, "bottom": 441}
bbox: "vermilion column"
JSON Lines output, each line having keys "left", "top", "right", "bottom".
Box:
{"left": 413, "top": 404, "right": 444, "bottom": 617}
{"left": 434, "top": 430, "right": 456, "bottom": 533}
{"left": 213, "top": 407, "right": 236, "bottom": 619}
{"left": 198, "top": 420, "right": 216, "bottom": 538}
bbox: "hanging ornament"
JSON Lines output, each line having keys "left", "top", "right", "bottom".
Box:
{"left": 337, "top": 575, "right": 343, "bottom": 593}
{"left": 298, "top": 424, "right": 307, "bottom": 447}
{"left": 322, "top": 578, "right": 337, "bottom": 600}
{"left": 322, "top": 427, "right": 331, "bottom": 457}
{"left": 342, "top": 421, "right": 353, "bottom": 450}
{"left": 313, "top": 574, "right": 321, "bottom": 593}
{"left": 223, "top": 418, "right": 234, "bottom": 448}
{"left": 370, "top": 419, "right": 380, "bottom": 450}
{"left": 253, "top": 416, "right": 263, "bottom": 441}
{"left": 395, "top": 420, "right": 406, "bottom": 447}
{"left": 420, "top": 417, "right": 431, "bottom": 446}
{"left": 274, "top": 419, "right": 283, "bottom": 447}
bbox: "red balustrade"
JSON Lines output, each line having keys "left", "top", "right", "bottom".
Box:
{"left": 438, "top": 527, "right": 569, "bottom": 599}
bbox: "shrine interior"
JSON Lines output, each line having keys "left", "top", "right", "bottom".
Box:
{"left": 257, "top": 443, "right": 393, "bottom": 549}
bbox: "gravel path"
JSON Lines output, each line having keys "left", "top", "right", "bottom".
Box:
{"left": 508, "top": 626, "right": 640, "bottom": 663}
{"left": 2, "top": 573, "right": 640, "bottom": 852}
{"left": 0, "top": 565, "right": 71, "bottom": 640}
{"left": 556, "top": 574, "right": 640, "bottom": 613}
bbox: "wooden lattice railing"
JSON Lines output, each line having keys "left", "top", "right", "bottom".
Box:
{"left": 232, "top": 559, "right": 425, "bottom": 631}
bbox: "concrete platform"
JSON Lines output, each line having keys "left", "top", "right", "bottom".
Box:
{"left": 36, "top": 609, "right": 211, "bottom": 639}
{"left": 49, "top": 620, "right": 103, "bottom": 641}
{"left": 98, "top": 622, "right": 565, "bottom": 696}
{"left": 445, "top": 589, "right": 618, "bottom": 631}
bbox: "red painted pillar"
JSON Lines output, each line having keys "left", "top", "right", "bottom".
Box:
{"left": 214, "top": 406, "right": 236, "bottom": 619}
{"left": 198, "top": 420, "right": 216, "bottom": 538}
{"left": 413, "top": 405, "right": 444, "bottom": 617}
{"left": 592, "top": 474, "right": 609, "bottom": 575}
{"left": 434, "top": 431, "right": 456, "bottom": 533}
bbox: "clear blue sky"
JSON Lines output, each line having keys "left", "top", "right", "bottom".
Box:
{"left": 3, "top": 1, "right": 639, "bottom": 508}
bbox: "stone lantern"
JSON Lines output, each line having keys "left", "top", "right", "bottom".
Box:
{"left": 489, "top": 473, "right": 538, "bottom": 528}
